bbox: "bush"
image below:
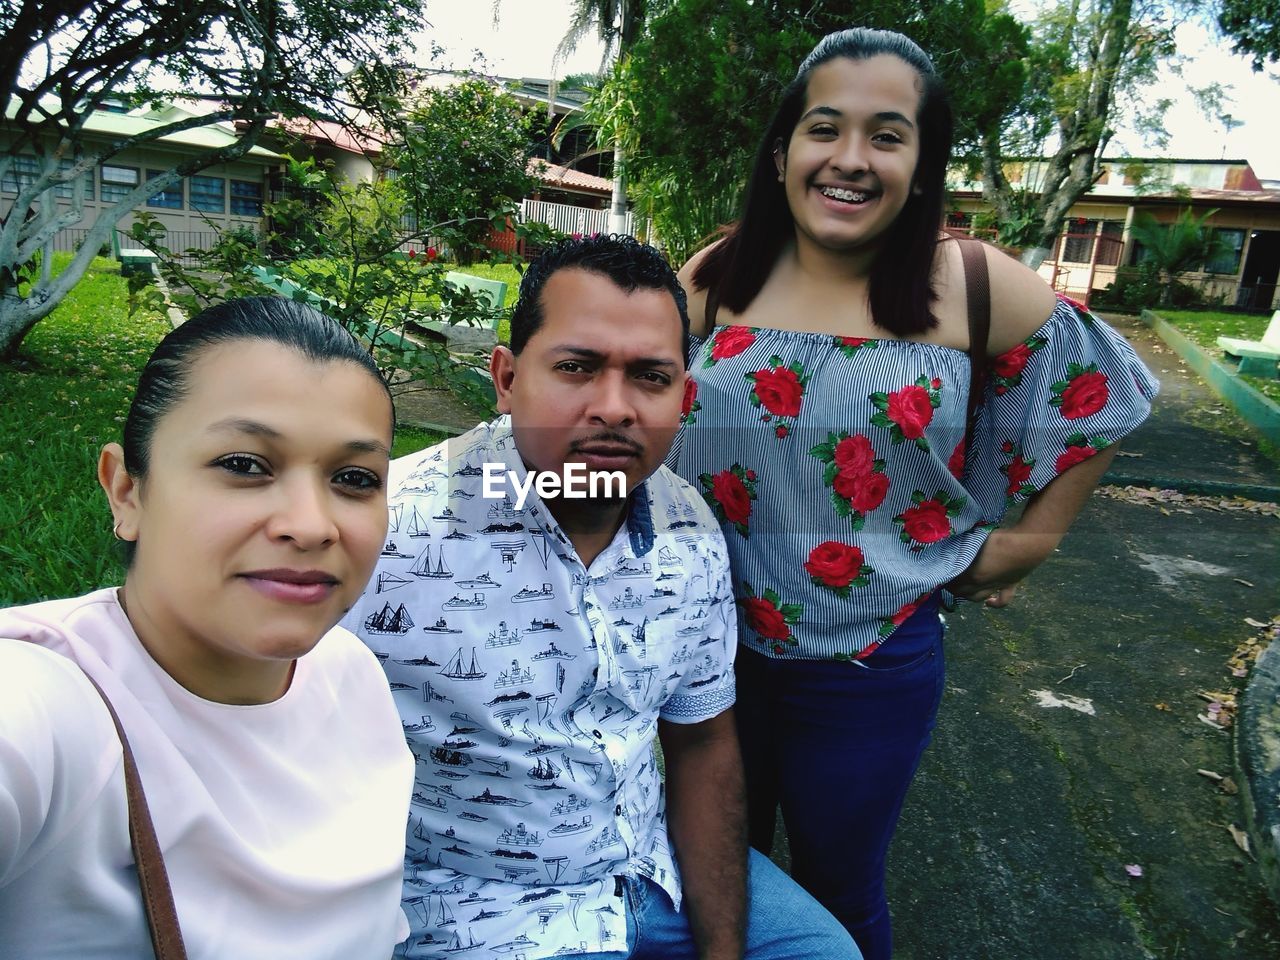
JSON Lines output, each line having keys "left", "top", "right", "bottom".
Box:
{"left": 1093, "top": 263, "right": 1205, "bottom": 312}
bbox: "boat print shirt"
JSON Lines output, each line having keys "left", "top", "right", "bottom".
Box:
{"left": 343, "top": 415, "right": 737, "bottom": 960}
{"left": 674, "top": 296, "right": 1158, "bottom": 660}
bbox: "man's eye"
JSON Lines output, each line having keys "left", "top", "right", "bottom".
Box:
{"left": 637, "top": 371, "right": 672, "bottom": 385}
{"left": 334, "top": 468, "right": 383, "bottom": 493}
{"left": 214, "top": 454, "right": 267, "bottom": 476}
{"left": 556, "top": 361, "right": 588, "bottom": 374}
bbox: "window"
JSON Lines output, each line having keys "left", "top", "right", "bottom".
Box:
{"left": 189, "top": 175, "right": 225, "bottom": 213}
{"left": 2, "top": 155, "right": 40, "bottom": 194}
{"left": 55, "top": 160, "right": 94, "bottom": 200}
{"left": 146, "top": 169, "right": 183, "bottom": 209}
{"left": 1061, "top": 219, "right": 1099, "bottom": 263}
{"left": 229, "top": 179, "right": 263, "bottom": 216}
{"left": 945, "top": 212, "right": 973, "bottom": 230}
{"left": 100, "top": 165, "right": 139, "bottom": 203}
{"left": 1096, "top": 221, "right": 1125, "bottom": 267}
{"left": 1205, "top": 228, "right": 1245, "bottom": 275}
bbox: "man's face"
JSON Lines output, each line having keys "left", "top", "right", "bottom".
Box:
{"left": 492, "top": 266, "right": 687, "bottom": 499}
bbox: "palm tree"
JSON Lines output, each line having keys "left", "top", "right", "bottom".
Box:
{"left": 1128, "top": 207, "right": 1233, "bottom": 306}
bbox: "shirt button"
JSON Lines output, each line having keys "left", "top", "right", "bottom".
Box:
{"left": 593, "top": 729, "right": 603, "bottom": 739}
{"left": 615, "top": 804, "right": 622, "bottom": 816}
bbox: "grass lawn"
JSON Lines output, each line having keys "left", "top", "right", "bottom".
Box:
{"left": 0, "top": 257, "right": 171, "bottom": 604}
{"left": 1153, "top": 309, "right": 1280, "bottom": 404}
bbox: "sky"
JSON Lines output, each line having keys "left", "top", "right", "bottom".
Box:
{"left": 414, "top": 1, "right": 1280, "bottom": 181}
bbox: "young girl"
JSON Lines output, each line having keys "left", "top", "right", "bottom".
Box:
{"left": 675, "top": 28, "right": 1157, "bottom": 960}
{"left": 0, "top": 297, "right": 415, "bottom": 958}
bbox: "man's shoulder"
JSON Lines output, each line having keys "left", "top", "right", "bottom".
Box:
{"left": 645, "top": 465, "right": 721, "bottom": 532}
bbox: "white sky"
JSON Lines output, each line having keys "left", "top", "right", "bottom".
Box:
{"left": 414, "top": 1, "right": 1280, "bottom": 180}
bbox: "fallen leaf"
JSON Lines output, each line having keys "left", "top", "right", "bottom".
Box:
{"left": 1233, "top": 578, "right": 1255, "bottom": 588}
{"left": 1244, "top": 617, "right": 1267, "bottom": 628}
{"left": 1197, "top": 769, "right": 1224, "bottom": 781}
{"left": 1227, "top": 823, "right": 1252, "bottom": 857}
{"left": 1124, "top": 863, "right": 1143, "bottom": 878}
{"left": 1154, "top": 702, "right": 1171, "bottom": 711}
{"left": 1220, "top": 777, "right": 1239, "bottom": 796}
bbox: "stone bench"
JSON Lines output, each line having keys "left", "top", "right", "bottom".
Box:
{"left": 1219, "top": 310, "right": 1280, "bottom": 378}
{"left": 411, "top": 271, "right": 508, "bottom": 351}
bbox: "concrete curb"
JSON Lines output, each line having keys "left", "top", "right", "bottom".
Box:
{"left": 1099, "top": 474, "right": 1280, "bottom": 503}
{"left": 1141, "top": 310, "right": 1280, "bottom": 447}
{"left": 1237, "top": 635, "right": 1280, "bottom": 908}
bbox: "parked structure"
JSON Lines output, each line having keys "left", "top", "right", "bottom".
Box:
{"left": 947, "top": 158, "right": 1280, "bottom": 310}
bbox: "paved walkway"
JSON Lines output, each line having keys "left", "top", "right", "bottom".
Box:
{"left": 877, "top": 315, "right": 1280, "bottom": 958}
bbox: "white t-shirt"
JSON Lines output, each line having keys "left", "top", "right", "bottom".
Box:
{"left": 0, "top": 589, "right": 415, "bottom": 960}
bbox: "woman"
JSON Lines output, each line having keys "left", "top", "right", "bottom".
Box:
{"left": 675, "top": 28, "right": 1157, "bottom": 960}
{"left": 0, "top": 297, "right": 415, "bottom": 958}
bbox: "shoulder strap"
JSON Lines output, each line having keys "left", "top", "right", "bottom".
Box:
{"left": 704, "top": 281, "right": 721, "bottom": 329}
{"left": 958, "top": 239, "right": 991, "bottom": 456}
{"left": 80, "top": 671, "right": 189, "bottom": 960}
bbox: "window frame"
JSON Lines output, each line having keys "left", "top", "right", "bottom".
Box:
{"left": 145, "top": 169, "right": 184, "bottom": 210}
{"left": 228, "top": 178, "right": 263, "bottom": 216}
{"left": 100, "top": 164, "right": 140, "bottom": 204}
{"left": 188, "top": 174, "right": 226, "bottom": 213}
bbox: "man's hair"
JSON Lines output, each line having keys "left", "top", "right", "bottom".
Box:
{"left": 508, "top": 233, "right": 690, "bottom": 355}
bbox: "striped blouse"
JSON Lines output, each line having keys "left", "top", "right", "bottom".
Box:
{"left": 672, "top": 297, "right": 1159, "bottom": 660}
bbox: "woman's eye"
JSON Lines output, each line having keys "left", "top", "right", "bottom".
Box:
{"left": 215, "top": 454, "right": 267, "bottom": 476}
{"left": 874, "top": 131, "right": 905, "bottom": 144}
{"left": 334, "top": 468, "right": 383, "bottom": 493}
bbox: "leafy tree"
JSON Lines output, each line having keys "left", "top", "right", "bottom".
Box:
{"left": 391, "top": 78, "right": 536, "bottom": 266}
{"left": 132, "top": 156, "right": 561, "bottom": 408}
{"left": 1127, "top": 206, "right": 1231, "bottom": 306}
{"left": 0, "top": 0, "right": 425, "bottom": 359}
{"left": 1218, "top": 0, "right": 1280, "bottom": 69}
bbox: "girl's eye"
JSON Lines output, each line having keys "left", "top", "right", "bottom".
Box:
{"left": 334, "top": 468, "right": 383, "bottom": 493}
{"left": 215, "top": 454, "right": 268, "bottom": 476}
{"left": 874, "top": 131, "right": 905, "bottom": 144}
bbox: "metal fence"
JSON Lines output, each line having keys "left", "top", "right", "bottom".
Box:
{"left": 519, "top": 199, "right": 635, "bottom": 238}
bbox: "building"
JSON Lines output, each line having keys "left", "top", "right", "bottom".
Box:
{"left": 947, "top": 158, "right": 1280, "bottom": 311}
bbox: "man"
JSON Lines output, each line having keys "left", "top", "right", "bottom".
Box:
{"left": 346, "top": 235, "right": 857, "bottom": 960}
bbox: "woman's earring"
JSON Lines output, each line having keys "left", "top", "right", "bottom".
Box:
{"left": 112, "top": 520, "right": 123, "bottom": 540}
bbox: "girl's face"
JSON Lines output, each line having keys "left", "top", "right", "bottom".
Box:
{"left": 102, "top": 340, "right": 392, "bottom": 703}
{"left": 778, "top": 54, "right": 924, "bottom": 257}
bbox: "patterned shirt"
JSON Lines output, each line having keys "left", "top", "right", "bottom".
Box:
{"left": 674, "top": 297, "right": 1158, "bottom": 660}
{"left": 344, "top": 416, "right": 737, "bottom": 960}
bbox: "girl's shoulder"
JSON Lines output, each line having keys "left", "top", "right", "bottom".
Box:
{"left": 678, "top": 238, "right": 731, "bottom": 338}
{"left": 934, "top": 238, "right": 1058, "bottom": 355}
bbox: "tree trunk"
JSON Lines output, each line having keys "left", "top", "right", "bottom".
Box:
{"left": 608, "top": 144, "right": 628, "bottom": 236}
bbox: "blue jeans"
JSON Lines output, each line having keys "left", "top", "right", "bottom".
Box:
{"left": 734, "top": 598, "right": 946, "bottom": 960}
{"left": 555, "top": 849, "right": 859, "bottom": 959}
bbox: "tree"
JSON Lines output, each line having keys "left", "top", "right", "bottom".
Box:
{"left": 1218, "top": 0, "right": 1280, "bottom": 69}
{"left": 391, "top": 78, "right": 536, "bottom": 265}
{"left": 0, "top": 0, "right": 425, "bottom": 359}
{"left": 1128, "top": 206, "right": 1231, "bottom": 305}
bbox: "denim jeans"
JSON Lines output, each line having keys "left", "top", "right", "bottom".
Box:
{"left": 553, "top": 849, "right": 860, "bottom": 960}
{"left": 734, "top": 596, "right": 946, "bottom": 960}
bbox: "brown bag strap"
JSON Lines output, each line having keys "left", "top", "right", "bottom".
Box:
{"left": 80, "top": 672, "right": 189, "bottom": 960}
{"left": 958, "top": 239, "right": 991, "bottom": 457}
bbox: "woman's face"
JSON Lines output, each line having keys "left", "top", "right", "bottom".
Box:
{"left": 779, "top": 54, "right": 924, "bottom": 256}
{"left": 104, "top": 340, "right": 392, "bottom": 702}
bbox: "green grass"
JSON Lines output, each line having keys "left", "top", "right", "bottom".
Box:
{"left": 0, "top": 256, "right": 171, "bottom": 604}
{"left": 1154, "top": 309, "right": 1280, "bottom": 404}
{"left": 392, "top": 424, "right": 451, "bottom": 458}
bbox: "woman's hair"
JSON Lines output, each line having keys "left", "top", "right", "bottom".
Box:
{"left": 692, "top": 27, "right": 954, "bottom": 337}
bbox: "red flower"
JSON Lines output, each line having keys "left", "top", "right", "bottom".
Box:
{"left": 804, "top": 541, "right": 866, "bottom": 589}
{"left": 833, "top": 433, "right": 875, "bottom": 477}
{"left": 885, "top": 385, "right": 934, "bottom": 440}
{"left": 948, "top": 441, "right": 966, "bottom": 479}
{"left": 930, "top": 377, "right": 942, "bottom": 389}
{"left": 406, "top": 248, "right": 418, "bottom": 259}
{"left": 752, "top": 366, "right": 804, "bottom": 417}
{"left": 426, "top": 247, "right": 439, "bottom": 261}
{"left": 993, "top": 343, "right": 1031, "bottom": 379}
{"left": 711, "top": 326, "right": 755, "bottom": 361}
{"left": 1059, "top": 371, "right": 1109, "bottom": 419}
{"left": 681, "top": 378, "right": 698, "bottom": 417}
{"left": 834, "top": 469, "right": 889, "bottom": 513}
{"left": 775, "top": 424, "right": 790, "bottom": 439}
{"left": 745, "top": 469, "right": 757, "bottom": 482}
{"left": 741, "top": 596, "right": 790, "bottom": 641}
{"left": 1005, "top": 455, "right": 1033, "bottom": 494}
{"left": 900, "top": 499, "right": 951, "bottom": 544}
{"left": 1055, "top": 445, "right": 1098, "bottom": 472}
{"left": 840, "top": 336, "right": 870, "bottom": 348}
{"left": 711, "top": 470, "right": 752, "bottom": 526}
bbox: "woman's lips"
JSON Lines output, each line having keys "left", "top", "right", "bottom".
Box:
{"left": 239, "top": 570, "right": 339, "bottom": 604}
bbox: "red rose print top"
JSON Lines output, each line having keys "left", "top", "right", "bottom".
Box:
{"left": 673, "top": 298, "right": 1159, "bottom": 660}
